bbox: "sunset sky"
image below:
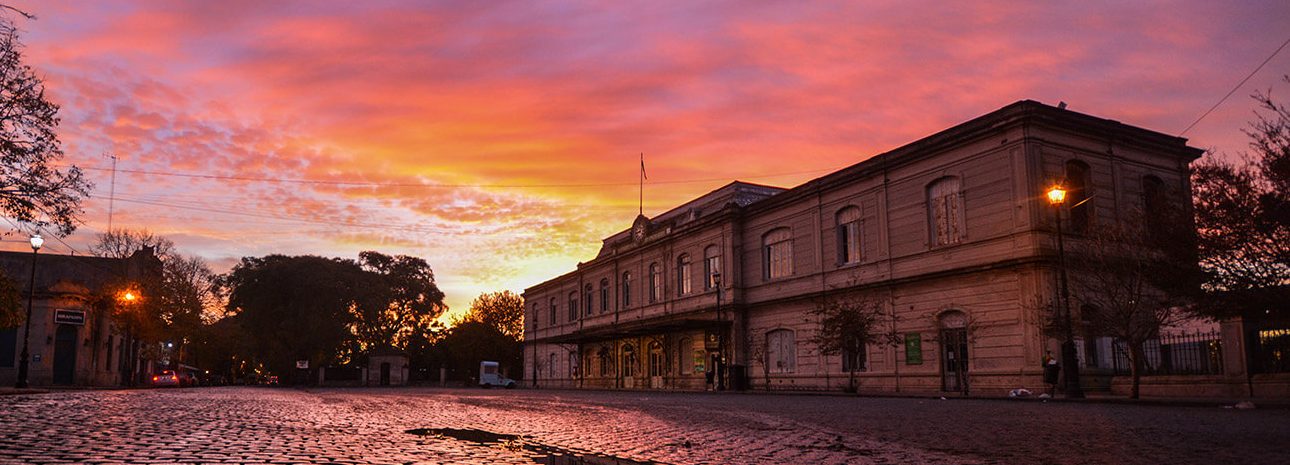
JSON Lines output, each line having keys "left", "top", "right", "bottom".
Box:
{"left": 4, "top": 1, "right": 1289, "bottom": 318}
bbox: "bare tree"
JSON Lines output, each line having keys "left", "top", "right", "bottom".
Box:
{"left": 1069, "top": 220, "right": 1194, "bottom": 399}
{"left": 810, "top": 290, "right": 897, "bottom": 393}
{"left": 91, "top": 228, "right": 176, "bottom": 259}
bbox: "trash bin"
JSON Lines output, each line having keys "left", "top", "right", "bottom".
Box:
{"left": 729, "top": 364, "right": 748, "bottom": 391}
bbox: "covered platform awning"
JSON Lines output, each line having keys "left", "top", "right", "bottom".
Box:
{"left": 540, "top": 313, "right": 732, "bottom": 345}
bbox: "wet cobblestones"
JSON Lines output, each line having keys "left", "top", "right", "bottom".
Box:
{"left": 0, "top": 387, "right": 1286, "bottom": 464}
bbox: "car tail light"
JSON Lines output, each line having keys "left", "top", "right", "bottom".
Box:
{"left": 152, "top": 376, "right": 159, "bottom": 381}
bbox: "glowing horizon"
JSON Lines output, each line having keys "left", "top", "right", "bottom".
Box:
{"left": 3, "top": 1, "right": 1288, "bottom": 319}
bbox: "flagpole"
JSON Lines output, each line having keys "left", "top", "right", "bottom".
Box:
{"left": 639, "top": 153, "right": 644, "bottom": 216}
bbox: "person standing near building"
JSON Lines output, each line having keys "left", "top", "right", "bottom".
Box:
{"left": 1042, "top": 351, "right": 1060, "bottom": 396}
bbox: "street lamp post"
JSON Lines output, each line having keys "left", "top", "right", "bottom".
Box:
{"left": 1046, "top": 186, "right": 1084, "bottom": 399}
{"left": 14, "top": 234, "right": 43, "bottom": 389}
{"left": 714, "top": 271, "right": 726, "bottom": 391}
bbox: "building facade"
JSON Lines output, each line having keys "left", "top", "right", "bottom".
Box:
{"left": 522, "top": 100, "right": 1202, "bottom": 396}
{"left": 0, "top": 248, "right": 160, "bottom": 387}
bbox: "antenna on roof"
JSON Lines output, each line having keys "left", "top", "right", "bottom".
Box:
{"left": 1058, "top": 101, "right": 1068, "bottom": 110}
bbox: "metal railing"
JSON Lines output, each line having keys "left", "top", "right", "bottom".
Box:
{"left": 1112, "top": 331, "right": 1224, "bottom": 376}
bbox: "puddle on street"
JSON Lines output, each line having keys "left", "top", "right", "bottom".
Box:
{"left": 407, "top": 428, "right": 662, "bottom": 465}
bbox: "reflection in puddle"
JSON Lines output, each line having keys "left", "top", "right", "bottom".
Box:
{"left": 407, "top": 428, "right": 662, "bottom": 465}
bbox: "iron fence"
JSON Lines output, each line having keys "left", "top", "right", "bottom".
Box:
{"left": 1112, "top": 331, "right": 1224, "bottom": 376}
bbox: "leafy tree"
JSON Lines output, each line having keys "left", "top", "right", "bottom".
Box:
{"left": 219, "top": 255, "right": 371, "bottom": 378}
{"left": 809, "top": 291, "right": 895, "bottom": 392}
{"left": 1191, "top": 79, "right": 1290, "bottom": 317}
{"left": 458, "top": 290, "right": 524, "bottom": 340}
{"left": 353, "top": 251, "right": 446, "bottom": 351}
{"left": 0, "top": 18, "right": 90, "bottom": 236}
{"left": 90, "top": 228, "right": 214, "bottom": 367}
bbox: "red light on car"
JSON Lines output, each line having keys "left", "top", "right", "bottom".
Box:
{"left": 152, "top": 376, "right": 159, "bottom": 381}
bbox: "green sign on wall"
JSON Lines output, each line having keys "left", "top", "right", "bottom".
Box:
{"left": 905, "top": 333, "right": 923, "bottom": 365}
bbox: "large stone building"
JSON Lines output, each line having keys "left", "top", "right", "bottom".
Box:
{"left": 522, "top": 100, "right": 1202, "bottom": 395}
{"left": 0, "top": 247, "right": 160, "bottom": 387}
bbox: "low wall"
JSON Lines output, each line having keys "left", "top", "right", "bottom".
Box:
{"left": 1110, "top": 374, "right": 1290, "bottom": 398}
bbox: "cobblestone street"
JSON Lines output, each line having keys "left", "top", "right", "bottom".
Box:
{"left": 1, "top": 387, "right": 1287, "bottom": 465}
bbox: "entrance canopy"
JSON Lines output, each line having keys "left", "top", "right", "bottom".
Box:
{"left": 542, "top": 314, "right": 731, "bottom": 345}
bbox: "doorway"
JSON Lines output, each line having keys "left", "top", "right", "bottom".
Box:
{"left": 379, "top": 362, "right": 391, "bottom": 386}
{"left": 939, "top": 310, "right": 970, "bottom": 393}
{"left": 53, "top": 324, "right": 78, "bottom": 385}
{"left": 648, "top": 341, "right": 664, "bottom": 389}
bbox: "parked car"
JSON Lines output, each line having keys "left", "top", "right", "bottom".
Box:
{"left": 151, "top": 370, "right": 180, "bottom": 387}
{"left": 478, "top": 361, "right": 516, "bottom": 389}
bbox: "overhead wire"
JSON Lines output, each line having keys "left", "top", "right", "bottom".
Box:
{"left": 1180, "top": 35, "right": 1290, "bottom": 135}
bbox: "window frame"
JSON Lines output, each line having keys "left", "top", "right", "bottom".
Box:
{"left": 763, "top": 228, "right": 793, "bottom": 280}
{"left": 928, "top": 176, "right": 965, "bottom": 247}
{"left": 676, "top": 254, "right": 692, "bottom": 296}
{"left": 836, "top": 206, "right": 862, "bottom": 265}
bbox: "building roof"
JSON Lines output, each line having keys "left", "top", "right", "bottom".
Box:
{"left": 526, "top": 99, "right": 1205, "bottom": 294}
{"left": 0, "top": 248, "right": 161, "bottom": 295}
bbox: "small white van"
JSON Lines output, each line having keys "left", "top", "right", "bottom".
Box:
{"left": 478, "top": 361, "right": 517, "bottom": 389}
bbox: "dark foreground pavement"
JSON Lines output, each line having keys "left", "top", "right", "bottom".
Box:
{"left": 0, "top": 387, "right": 1286, "bottom": 464}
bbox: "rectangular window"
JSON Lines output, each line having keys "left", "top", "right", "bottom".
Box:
{"left": 548, "top": 353, "right": 556, "bottom": 378}
{"left": 0, "top": 327, "right": 16, "bottom": 368}
{"left": 569, "top": 353, "right": 578, "bottom": 378}
{"left": 569, "top": 296, "right": 578, "bottom": 321}
{"left": 532, "top": 303, "right": 539, "bottom": 329}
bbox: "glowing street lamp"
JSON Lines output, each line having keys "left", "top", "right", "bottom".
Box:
{"left": 1046, "top": 184, "right": 1084, "bottom": 399}
{"left": 14, "top": 234, "right": 43, "bottom": 388}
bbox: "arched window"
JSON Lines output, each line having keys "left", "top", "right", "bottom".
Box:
{"left": 547, "top": 353, "right": 556, "bottom": 378}
{"left": 583, "top": 283, "right": 594, "bottom": 316}
{"left": 676, "top": 254, "right": 692, "bottom": 296}
{"left": 548, "top": 297, "right": 557, "bottom": 327}
{"left": 621, "top": 271, "right": 632, "bottom": 308}
{"left": 704, "top": 245, "right": 721, "bottom": 290}
{"left": 531, "top": 302, "right": 539, "bottom": 329}
{"left": 928, "top": 177, "right": 964, "bottom": 246}
{"left": 763, "top": 228, "right": 793, "bottom": 280}
{"left": 569, "top": 352, "right": 578, "bottom": 378}
{"left": 766, "top": 329, "right": 796, "bottom": 373}
{"left": 568, "top": 291, "right": 578, "bottom": 321}
{"left": 836, "top": 206, "right": 862, "bottom": 265}
{"left": 1142, "top": 175, "right": 1165, "bottom": 239}
{"left": 621, "top": 344, "right": 636, "bottom": 378}
{"left": 599, "top": 278, "right": 610, "bottom": 314}
{"left": 1065, "top": 161, "right": 1092, "bottom": 234}
{"left": 678, "top": 337, "right": 694, "bottom": 374}
{"left": 648, "top": 263, "right": 661, "bottom": 303}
